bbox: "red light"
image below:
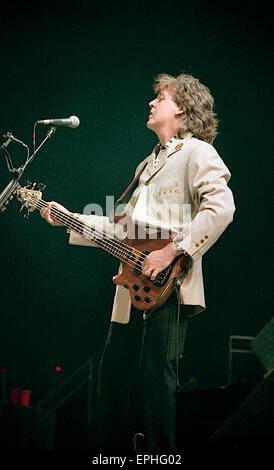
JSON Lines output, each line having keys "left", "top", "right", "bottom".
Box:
{"left": 1, "top": 368, "right": 6, "bottom": 373}
{"left": 55, "top": 366, "right": 62, "bottom": 372}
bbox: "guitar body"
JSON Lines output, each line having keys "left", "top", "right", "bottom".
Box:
{"left": 113, "top": 235, "right": 187, "bottom": 311}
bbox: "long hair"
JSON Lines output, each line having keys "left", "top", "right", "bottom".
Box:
{"left": 153, "top": 73, "right": 218, "bottom": 144}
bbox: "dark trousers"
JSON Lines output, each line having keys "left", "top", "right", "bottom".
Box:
{"left": 84, "top": 292, "right": 188, "bottom": 450}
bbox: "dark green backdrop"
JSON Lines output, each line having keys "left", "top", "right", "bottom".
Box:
{"left": 0, "top": 0, "right": 272, "bottom": 449}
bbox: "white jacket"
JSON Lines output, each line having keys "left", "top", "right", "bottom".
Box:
{"left": 69, "top": 135, "right": 235, "bottom": 323}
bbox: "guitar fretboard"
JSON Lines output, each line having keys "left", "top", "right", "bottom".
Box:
{"left": 33, "top": 198, "right": 138, "bottom": 264}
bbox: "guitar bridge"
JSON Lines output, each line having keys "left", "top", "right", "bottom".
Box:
{"left": 153, "top": 265, "right": 173, "bottom": 287}
{"left": 132, "top": 248, "right": 174, "bottom": 286}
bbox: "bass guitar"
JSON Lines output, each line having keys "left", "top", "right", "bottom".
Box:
{"left": 15, "top": 184, "right": 191, "bottom": 311}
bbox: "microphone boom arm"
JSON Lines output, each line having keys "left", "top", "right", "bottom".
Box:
{"left": 27, "top": 125, "right": 56, "bottom": 165}
{"left": 0, "top": 126, "right": 56, "bottom": 213}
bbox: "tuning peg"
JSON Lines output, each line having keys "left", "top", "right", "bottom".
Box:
{"left": 19, "top": 204, "right": 30, "bottom": 219}
{"left": 25, "top": 180, "right": 33, "bottom": 188}
{"left": 37, "top": 182, "right": 46, "bottom": 191}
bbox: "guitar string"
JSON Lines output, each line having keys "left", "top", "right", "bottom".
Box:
{"left": 30, "top": 197, "right": 169, "bottom": 283}
{"left": 35, "top": 198, "right": 170, "bottom": 284}
{"left": 51, "top": 202, "right": 169, "bottom": 284}
{"left": 48, "top": 203, "right": 142, "bottom": 263}
{"left": 43, "top": 201, "right": 141, "bottom": 265}
{"left": 32, "top": 197, "right": 169, "bottom": 283}
{"left": 46, "top": 204, "right": 146, "bottom": 264}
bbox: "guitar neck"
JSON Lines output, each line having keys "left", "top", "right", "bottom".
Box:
{"left": 35, "top": 198, "right": 133, "bottom": 263}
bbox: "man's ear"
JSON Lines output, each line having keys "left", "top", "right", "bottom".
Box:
{"left": 175, "top": 106, "right": 184, "bottom": 116}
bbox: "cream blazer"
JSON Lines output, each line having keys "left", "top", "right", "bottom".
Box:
{"left": 69, "top": 135, "right": 235, "bottom": 323}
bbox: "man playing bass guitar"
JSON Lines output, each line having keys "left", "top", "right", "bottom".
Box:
{"left": 40, "top": 73, "right": 235, "bottom": 450}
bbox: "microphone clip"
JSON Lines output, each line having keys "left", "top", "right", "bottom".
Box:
{"left": 46, "top": 126, "right": 56, "bottom": 138}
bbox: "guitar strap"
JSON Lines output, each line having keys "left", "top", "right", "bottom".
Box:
{"left": 111, "top": 161, "right": 148, "bottom": 223}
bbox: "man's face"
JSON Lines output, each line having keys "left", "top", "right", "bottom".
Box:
{"left": 147, "top": 88, "right": 181, "bottom": 132}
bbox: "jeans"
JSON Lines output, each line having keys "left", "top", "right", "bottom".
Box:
{"left": 84, "top": 292, "right": 188, "bottom": 450}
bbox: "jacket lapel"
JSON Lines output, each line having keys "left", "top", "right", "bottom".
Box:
{"left": 142, "top": 150, "right": 167, "bottom": 182}
{"left": 141, "top": 140, "right": 186, "bottom": 185}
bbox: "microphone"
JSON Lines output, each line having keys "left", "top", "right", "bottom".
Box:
{"left": 36, "top": 115, "right": 80, "bottom": 128}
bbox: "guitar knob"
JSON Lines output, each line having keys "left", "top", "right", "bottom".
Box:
{"left": 134, "top": 295, "right": 141, "bottom": 302}
{"left": 143, "top": 286, "right": 150, "bottom": 293}
{"left": 133, "top": 285, "right": 140, "bottom": 290}
{"left": 145, "top": 297, "right": 151, "bottom": 303}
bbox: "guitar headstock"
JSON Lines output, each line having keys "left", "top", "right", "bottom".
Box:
{"left": 16, "top": 182, "right": 45, "bottom": 217}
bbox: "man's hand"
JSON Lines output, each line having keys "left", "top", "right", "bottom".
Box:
{"left": 40, "top": 201, "right": 69, "bottom": 226}
{"left": 142, "top": 243, "right": 182, "bottom": 280}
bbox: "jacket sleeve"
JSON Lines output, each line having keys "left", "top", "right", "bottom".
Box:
{"left": 68, "top": 156, "right": 151, "bottom": 247}
{"left": 68, "top": 213, "right": 126, "bottom": 247}
{"left": 174, "top": 142, "right": 235, "bottom": 261}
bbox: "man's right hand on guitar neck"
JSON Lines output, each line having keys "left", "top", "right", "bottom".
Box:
{"left": 40, "top": 201, "right": 69, "bottom": 226}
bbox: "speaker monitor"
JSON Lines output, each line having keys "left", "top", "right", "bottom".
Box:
{"left": 211, "top": 369, "right": 274, "bottom": 445}
{"left": 251, "top": 316, "right": 274, "bottom": 372}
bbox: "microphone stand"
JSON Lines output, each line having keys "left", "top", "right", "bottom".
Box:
{"left": 0, "top": 126, "right": 56, "bottom": 212}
